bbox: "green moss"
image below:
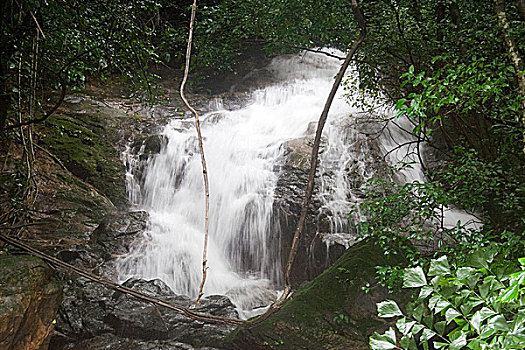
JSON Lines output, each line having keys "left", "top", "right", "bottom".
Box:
{"left": 39, "top": 111, "right": 127, "bottom": 207}
{"left": 225, "top": 239, "right": 408, "bottom": 349}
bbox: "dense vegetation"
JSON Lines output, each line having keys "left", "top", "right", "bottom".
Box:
{"left": 1, "top": 0, "right": 524, "bottom": 348}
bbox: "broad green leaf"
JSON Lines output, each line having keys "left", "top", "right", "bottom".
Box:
{"left": 412, "top": 303, "right": 426, "bottom": 322}
{"left": 478, "top": 307, "right": 496, "bottom": 321}
{"left": 429, "top": 256, "right": 451, "bottom": 276}
{"left": 412, "top": 323, "right": 424, "bottom": 335}
{"left": 457, "top": 267, "right": 476, "bottom": 281}
{"left": 487, "top": 315, "right": 509, "bottom": 331}
{"left": 450, "top": 334, "right": 467, "bottom": 350}
{"left": 369, "top": 328, "right": 397, "bottom": 350}
{"left": 421, "top": 328, "right": 436, "bottom": 341}
{"left": 419, "top": 286, "right": 433, "bottom": 299}
{"left": 518, "top": 257, "right": 525, "bottom": 265}
{"left": 498, "top": 284, "right": 519, "bottom": 303}
{"left": 435, "top": 321, "right": 446, "bottom": 335}
{"left": 466, "top": 247, "right": 497, "bottom": 270}
{"left": 403, "top": 267, "right": 427, "bottom": 288}
{"left": 400, "top": 334, "right": 418, "bottom": 350}
{"left": 471, "top": 310, "right": 482, "bottom": 333}
{"left": 466, "top": 273, "right": 482, "bottom": 289}
{"left": 377, "top": 300, "right": 403, "bottom": 318}
{"left": 396, "top": 317, "right": 416, "bottom": 335}
{"left": 445, "top": 308, "right": 462, "bottom": 324}
{"left": 479, "top": 279, "right": 493, "bottom": 299}
{"left": 460, "top": 303, "right": 474, "bottom": 315}
{"left": 434, "top": 299, "right": 451, "bottom": 313}
{"left": 434, "top": 341, "right": 449, "bottom": 349}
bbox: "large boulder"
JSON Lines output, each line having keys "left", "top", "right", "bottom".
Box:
{"left": 275, "top": 134, "right": 344, "bottom": 286}
{"left": 53, "top": 277, "right": 237, "bottom": 349}
{"left": 224, "top": 239, "right": 408, "bottom": 350}
{"left": 0, "top": 255, "right": 62, "bottom": 350}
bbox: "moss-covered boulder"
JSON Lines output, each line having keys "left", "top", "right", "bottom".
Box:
{"left": 224, "top": 239, "right": 407, "bottom": 349}
{"left": 0, "top": 255, "right": 62, "bottom": 350}
{"left": 38, "top": 97, "right": 129, "bottom": 208}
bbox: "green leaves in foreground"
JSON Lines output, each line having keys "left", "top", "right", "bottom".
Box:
{"left": 370, "top": 251, "right": 525, "bottom": 350}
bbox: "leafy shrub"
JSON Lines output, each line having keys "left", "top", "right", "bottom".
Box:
{"left": 369, "top": 249, "right": 525, "bottom": 349}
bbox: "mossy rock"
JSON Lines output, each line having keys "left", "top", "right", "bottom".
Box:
{"left": 224, "top": 239, "right": 408, "bottom": 350}
{"left": 0, "top": 255, "right": 62, "bottom": 350}
{"left": 39, "top": 109, "right": 127, "bottom": 208}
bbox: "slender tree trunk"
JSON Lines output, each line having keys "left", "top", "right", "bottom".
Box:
{"left": 516, "top": 0, "right": 525, "bottom": 19}
{"left": 278, "top": 0, "right": 367, "bottom": 303}
{"left": 179, "top": 0, "right": 211, "bottom": 305}
{"left": 494, "top": 0, "right": 525, "bottom": 154}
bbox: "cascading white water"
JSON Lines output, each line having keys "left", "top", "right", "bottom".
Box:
{"left": 118, "top": 51, "right": 366, "bottom": 317}
{"left": 119, "top": 50, "right": 480, "bottom": 318}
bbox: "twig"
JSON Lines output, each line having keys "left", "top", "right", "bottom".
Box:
{"left": 179, "top": 0, "right": 210, "bottom": 306}
{"left": 33, "top": 143, "right": 67, "bottom": 171}
{"left": 29, "top": 10, "right": 46, "bottom": 39}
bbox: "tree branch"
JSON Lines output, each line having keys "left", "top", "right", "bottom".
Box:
{"left": 0, "top": 233, "right": 243, "bottom": 326}
{"left": 278, "top": 0, "right": 367, "bottom": 304}
{"left": 179, "top": 0, "right": 211, "bottom": 305}
{"left": 494, "top": 0, "right": 525, "bottom": 154}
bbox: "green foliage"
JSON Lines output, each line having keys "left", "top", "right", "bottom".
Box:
{"left": 370, "top": 252, "right": 525, "bottom": 350}
{"left": 396, "top": 57, "right": 523, "bottom": 146}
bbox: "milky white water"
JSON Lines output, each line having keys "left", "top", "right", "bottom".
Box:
{"left": 119, "top": 51, "right": 480, "bottom": 317}
{"left": 118, "top": 51, "right": 368, "bottom": 317}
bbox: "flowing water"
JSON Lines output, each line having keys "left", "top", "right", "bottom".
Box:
{"left": 118, "top": 51, "right": 480, "bottom": 318}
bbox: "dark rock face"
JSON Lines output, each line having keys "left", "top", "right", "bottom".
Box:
{"left": 90, "top": 210, "right": 149, "bottom": 262}
{"left": 0, "top": 255, "right": 62, "bottom": 350}
{"left": 225, "top": 239, "right": 409, "bottom": 350}
{"left": 67, "top": 333, "right": 219, "bottom": 350}
{"left": 275, "top": 135, "right": 345, "bottom": 287}
{"left": 53, "top": 277, "right": 236, "bottom": 350}
{"left": 52, "top": 209, "right": 234, "bottom": 349}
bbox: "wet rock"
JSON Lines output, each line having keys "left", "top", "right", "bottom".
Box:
{"left": 0, "top": 255, "right": 62, "bottom": 350}
{"left": 65, "top": 333, "right": 219, "bottom": 350}
{"left": 53, "top": 277, "right": 237, "bottom": 349}
{"left": 90, "top": 211, "right": 149, "bottom": 262}
{"left": 54, "top": 276, "right": 114, "bottom": 340}
{"left": 275, "top": 135, "right": 342, "bottom": 287}
{"left": 108, "top": 279, "right": 237, "bottom": 345}
{"left": 131, "top": 135, "right": 167, "bottom": 155}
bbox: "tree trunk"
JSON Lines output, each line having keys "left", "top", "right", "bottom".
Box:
{"left": 494, "top": 0, "right": 525, "bottom": 154}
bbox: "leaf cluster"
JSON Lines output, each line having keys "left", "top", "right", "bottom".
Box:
{"left": 370, "top": 252, "right": 525, "bottom": 350}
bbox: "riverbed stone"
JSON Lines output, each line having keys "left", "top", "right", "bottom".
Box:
{"left": 0, "top": 255, "right": 62, "bottom": 350}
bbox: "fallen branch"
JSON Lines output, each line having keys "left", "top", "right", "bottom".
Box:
{"left": 277, "top": 0, "right": 367, "bottom": 305}
{"left": 179, "top": 0, "right": 210, "bottom": 305}
{"left": 0, "top": 233, "right": 244, "bottom": 326}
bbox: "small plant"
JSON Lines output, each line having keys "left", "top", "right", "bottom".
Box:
{"left": 369, "top": 249, "right": 525, "bottom": 349}
{"left": 333, "top": 312, "right": 349, "bottom": 324}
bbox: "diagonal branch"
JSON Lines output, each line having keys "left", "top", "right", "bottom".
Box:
{"left": 0, "top": 233, "right": 243, "bottom": 326}
{"left": 179, "top": 0, "right": 211, "bottom": 305}
{"left": 494, "top": 0, "right": 525, "bottom": 154}
{"left": 277, "top": 0, "right": 367, "bottom": 305}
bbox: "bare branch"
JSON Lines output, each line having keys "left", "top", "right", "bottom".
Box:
{"left": 0, "top": 233, "right": 243, "bottom": 326}
{"left": 179, "top": 0, "right": 210, "bottom": 305}
{"left": 277, "top": 0, "right": 367, "bottom": 305}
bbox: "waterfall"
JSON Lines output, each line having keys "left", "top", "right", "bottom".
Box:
{"left": 118, "top": 50, "right": 480, "bottom": 318}
{"left": 118, "top": 51, "right": 370, "bottom": 316}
